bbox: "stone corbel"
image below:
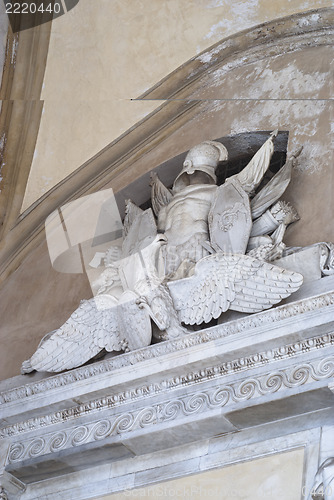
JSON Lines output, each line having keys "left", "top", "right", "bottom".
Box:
{"left": 0, "top": 472, "right": 25, "bottom": 500}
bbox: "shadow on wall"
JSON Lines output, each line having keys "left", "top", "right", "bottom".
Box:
{"left": 118, "top": 130, "right": 289, "bottom": 213}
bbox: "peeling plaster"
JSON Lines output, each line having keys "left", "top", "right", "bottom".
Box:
{"left": 22, "top": 1, "right": 334, "bottom": 211}
{"left": 210, "top": 55, "right": 330, "bottom": 97}
{"left": 197, "top": 47, "right": 220, "bottom": 64}
{"left": 206, "top": 0, "right": 226, "bottom": 7}
{"left": 0, "top": 132, "right": 6, "bottom": 151}
{"left": 0, "top": 132, "right": 6, "bottom": 189}
{"left": 11, "top": 35, "right": 18, "bottom": 66}
{"left": 292, "top": 140, "right": 328, "bottom": 173}
{"left": 226, "top": 100, "right": 325, "bottom": 132}
{"left": 297, "top": 12, "right": 320, "bottom": 26}
{"left": 196, "top": 40, "right": 232, "bottom": 65}
{"left": 204, "top": 20, "right": 227, "bottom": 40}
{"left": 222, "top": 99, "right": 328, "bottom": 174}
{"left": 201, "top": 101, "right": 328, "bottom": 175}
{"left": 0, "top": 163, "right": 4, "bottom": 186}
{"left": 203, "top": 0, "right": 260, "bottom": 42}
{"left": 243, "top": 65, "right": 327, "bottom": 98}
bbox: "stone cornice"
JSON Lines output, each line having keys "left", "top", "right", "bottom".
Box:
{"left": 0, "top": 330, "right": 333, "bottom": 441}
{"left": 5, "top": 355, "right": 334, "bottom": 466}
{"left": 1, "top": 281, "right": 333, "bottom": 493}
{"left": 1, "top": 286, "right": 334, "bottom": 411}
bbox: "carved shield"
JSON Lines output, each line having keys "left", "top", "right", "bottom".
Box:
{"left": 208, "top": 179, "right": 252, "bottom": 254}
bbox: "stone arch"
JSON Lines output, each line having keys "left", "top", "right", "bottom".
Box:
{"left": 0, "top": 8, "right": 332, "bottom": 379}
{"left": 0, "top": 7, "right": 332, "bottom": 285}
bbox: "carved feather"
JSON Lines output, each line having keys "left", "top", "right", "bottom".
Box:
{"left": 22, "top": 292, "right": 154, "bottom": 373}
{"left": 23, "top": 295, "right": 122, "bottom": 373}
{"left": 168, "top": 253, "right": 303, "bottom": 325}
{"left": 21, "top": 235, "right": 170, "bottom": 373}
{"left": 150, "top": 172, "right": 173, "bottom": 217}
{"left": 123, "top": 200, "right": 143, "bottom": 238}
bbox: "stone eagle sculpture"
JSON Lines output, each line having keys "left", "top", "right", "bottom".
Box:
{"left": 23, "top": 130, "right": 334, "bottom": 374}
{"left": 22, "top": 230, "right": 186, "bottom": 373}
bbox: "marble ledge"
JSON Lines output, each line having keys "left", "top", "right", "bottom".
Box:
{"left": 1, "top": 275, "right": 334, "bottom": 425}
{"left": 0, "top": 277, "right": 333, "bottom": 499}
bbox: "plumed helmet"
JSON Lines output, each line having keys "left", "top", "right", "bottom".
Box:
{"left": 173, "top": 140, "right": 228, "bottom": 192}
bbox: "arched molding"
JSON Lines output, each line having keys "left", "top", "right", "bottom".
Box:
{"left": 138, "top": 7, "right": 334, "bottom": 100}
{"left": 0, "top": 7, "right": 333, "bottom": 286}
{"left": 0, "top": 14, "right": 52, "bottom": 260}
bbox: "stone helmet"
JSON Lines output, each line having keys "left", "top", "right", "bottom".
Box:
{"left": 173, "top": 140, "right": 228, "bottom": 192}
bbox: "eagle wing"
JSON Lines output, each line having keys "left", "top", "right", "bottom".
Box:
{"left": 168, "top": 253, "right": 303, "bottom": 325}
{"left": 25, "top": 295, "right": 121, "bottom": 373}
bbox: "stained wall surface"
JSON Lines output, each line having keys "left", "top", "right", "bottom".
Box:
{"left": 0, "top": 5, "right": 331, "bottom": 499}
{"left": 21, "top": 0, "right": 333, "bottom": 210}
{"left": 0, "top": 2, "right": 7, "bottom": 86}
{"left": 0, "top": 2, "right": 8, "bottom": 124}
{"left": 96, "top": 448, "right": 304, "bottom": 500}
{"left": 0, "top": 4, "right": 333, "bottom": 381}
{"left": 1, "top": 33, "right": 333, "bottom": 380}
{"left": 0, "top": 238, "right": 92, "bottom": 381}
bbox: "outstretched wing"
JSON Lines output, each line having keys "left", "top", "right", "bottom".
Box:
{"left": 27, "top": 295, "right": 121, "bottom": 372}
{"left": 168, "top": 253, "right": 303, "bottom": 325}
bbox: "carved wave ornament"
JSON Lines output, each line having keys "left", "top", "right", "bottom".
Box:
{"left": 21, "top": 132, "right": 334, "bottom": 374}
{"left": 2, "top": 331, "right": 334, "bottom": 440}
{"left": 8, "top": 356, "right": 334, "bottom": 463}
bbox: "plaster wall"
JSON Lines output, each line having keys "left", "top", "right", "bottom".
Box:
{"left": 0, "top": 41, "right": 332, "bottom": 381}
{"left": 21, "top": 0, "right": 333, "bottom": 210}
{"left": 0, "top": 238, "right": 92, "bottom": 380}
{"left": 0, "top": 6, "right": 332, "bottom": 499}
{"left": 96, "top": 448, "right": 304, "bottom": 500}
{"left": 102, "top": 44, "right": 333, "bottom": 247}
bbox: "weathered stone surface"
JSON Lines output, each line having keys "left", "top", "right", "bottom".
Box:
{"left": 1, "top": 277, "right": 334, "bottom": 498}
